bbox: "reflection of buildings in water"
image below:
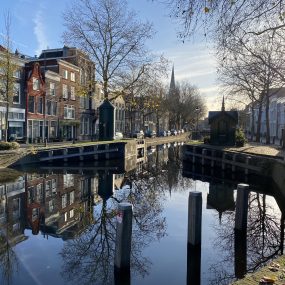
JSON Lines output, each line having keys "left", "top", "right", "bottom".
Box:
{"left": 0, "top": 176, "right": 27, "bottom": 248}
{"left": 206, "top": 182, "right": 235, "bottom": 223}
{"left": 25, "top": 173, "right": 96, "bottom": 239}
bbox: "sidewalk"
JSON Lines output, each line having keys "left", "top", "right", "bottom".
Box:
{"left": 225, "top": 142, "right": 285, "bottom": 160}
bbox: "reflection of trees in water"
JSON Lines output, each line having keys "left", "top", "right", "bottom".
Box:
{"left": 0, "top": 200, "right": 19, "bottom": 285}
{"left": 145, "top": 146, "right": 192, "bottom": 194}
{"left": 61, "top": 200, "right": 117, "bottom": 285}
{"left": 60, "top": 145, "right": 192, "bottom": 285}
{"left": 61, "top": 174, "right": 168, "bottom": 284}
{"left": 0, "top": 235, "right": 19, "bottom": 285}
{"left": 209, "top": 193, "right": 283, "bottom": 285}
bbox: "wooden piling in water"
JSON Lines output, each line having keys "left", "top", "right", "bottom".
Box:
{"left": 188, "top": 192, "right": 202, "bottom": 246}
{"left": 114, "top": 202, "right": 133, "bottom": 271}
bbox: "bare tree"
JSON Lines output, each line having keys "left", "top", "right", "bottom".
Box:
{"left": 218, "top": 29, "right": 285, "bottom": 143}
{"left": 63, "top": 0, "right": 154, "bottom": 100}
{"left": 157, "top": 0, "right": 285, "bottom": 41}
{"left": 0, "top": 12, "right": 18, "bottom": 142}
{"left": 166, "top": 81, "right": 206, "bottom": 130}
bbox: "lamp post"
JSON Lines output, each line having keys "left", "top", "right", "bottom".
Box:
{"left": 195, "top": 107, "right": 200, "bottom": 133}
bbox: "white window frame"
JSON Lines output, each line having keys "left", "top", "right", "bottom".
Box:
{"left": 63, "top": 69, "right": 68, "bottom": 79}
{"left": 62, "top": 84, "right": 68, "bottom": 99}
{"left": 70, "top": 72, "right": 75, "bottom": 82}
{"left": 50, "top": 82, "right": 55, "bottom": 96}
{"left": 32, "top": 78, "right": 40, "bottom": 91}
{"left": 70, "top": 86, "right": 75, "bottom": 100}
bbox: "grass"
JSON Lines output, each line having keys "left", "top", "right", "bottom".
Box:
{"left": 0, "top": 168, "right": 22, "bottom": 183}
{"left": 231, "top": 255, "right": 285, "bottom": 285}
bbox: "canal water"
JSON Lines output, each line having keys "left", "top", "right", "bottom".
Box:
{"left": 0, "top": 144, "right": 283, "bottom": 285}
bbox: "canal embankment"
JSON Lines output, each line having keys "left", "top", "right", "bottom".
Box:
{"left": 0, "top": 133, "right": 190, "bottom": 169}
{"left": 183, "top": 142, "right": 285, "bottom": 197}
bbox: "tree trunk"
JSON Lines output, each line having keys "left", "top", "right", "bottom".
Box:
{"left": 4, "top": 104, "right": 9, "bottom": 142}
{"left": 265, "top": 95, "right": 270, "bottom": 144}
{"left": 251, "top": 104, "right": 255, "bottom": 141}
{"left": 256, "top": 100, "right": 263, "bottom": 143}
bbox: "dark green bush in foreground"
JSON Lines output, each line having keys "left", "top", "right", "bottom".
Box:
{"left": 0, "top": 141, "right": 20, "bottom": 150}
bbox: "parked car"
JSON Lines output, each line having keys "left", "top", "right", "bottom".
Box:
{"left": 167, "top": 130, "right": 171, "bottom": 136}
{"left": 131, "top": 130, "right": 144, "bottom": 139}
{"left": 114, "top": 132, "right": 123, "bottom": 140}
{"left": 145, "top": 130, "right": 156, "bottom": 138}
{"left": 171, "top": 129, "right": 177, "bottom": 136}
{"left": 158, "top": 130, "right": 167, "bottom": 137}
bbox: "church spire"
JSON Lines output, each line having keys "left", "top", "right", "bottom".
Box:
{"left": 221, "top": 96, "right": 225, "bottom": 111}
{"left": 170, "top": 65, "right": 175, "bottom": 90}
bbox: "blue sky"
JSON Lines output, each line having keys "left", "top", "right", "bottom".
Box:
{"left": 0, "top": 0, "right": 219, "bottom": 111}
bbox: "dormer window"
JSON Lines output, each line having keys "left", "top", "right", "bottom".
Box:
{"left": 32, "top": 78, "right": 40, "bottom": 90}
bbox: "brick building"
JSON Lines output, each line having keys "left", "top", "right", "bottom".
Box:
{"left": 25, "top": 62, "right": 46, "bottom": 143}
{"left": 0, "top": 46, "right": 27, "bottom": 141}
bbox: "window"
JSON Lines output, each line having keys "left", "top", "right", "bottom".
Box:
{"left": 64, "top": 212, "right": 68, "bottom": 222}
{"left": 13, "top": 223, "right": 20, "bottom": 232}
{"left": 28, "top": 96, "right": 35, "bottom": 113}
{"left": 70, "top": 191, "right": 74, "bottom": 204}
{"left": 32, "top": 208, "right": 39, "bottom": 222}
{"left": 50, "top": 121, "right": 57, "bottom": 138}
{"left": 62, "top": 194, "right": 67, "bottom": 208}
{"left": 13, "top": 198, "right": 20, "bottom": 218}
{"left": 64, "top": 105, "right": 75, "bottom": 119}
{"left": 70, "top": 209, "right": 74, "bottom": 218}
{"left": 70, "top": 72, "right": 75, "bottom": 82}
{"left": 0, "top": 185, "right": 5, "bottom": 197}
{"left": 63, "top": 174, "right": 74, "bottom": 188}
{"left": 48, "top": 200, "right": 54, "bottom": 212}
{"left": 62, "top": 84, "right": 68, "bottom": 99}
{"left": 13, "top": 70, "right": 21, "bottom": 78}
{"left": 13, "top": 83, "right": 20, "bottom": 104}
{"left": 52, "top": 179, "right": 57, "bottom": 189}
{"left": 63, "top": 69, "right": 68, "bottom": 79}
{"left": 47, "top": 101, "right": 57, "bottom": 116}
{"left": 50, "top": 82, "right": 55, "bottom": 96}
{"left": 32, "top": 78, "right": 40, "bottom": 90}
{"left": 70, "top": 86, "right": 75, "bottom": 100}
{"left": 80, "top": 117, "right": 90, "bottom": 135}
{"left": 37, "top": 97, "right": 43, "bottom": 114}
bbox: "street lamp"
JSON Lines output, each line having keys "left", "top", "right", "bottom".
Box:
{"left": 195, "top": 107, "right": 200, "bottom": 132}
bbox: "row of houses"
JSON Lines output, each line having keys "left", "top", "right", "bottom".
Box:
{"left": 244, "top": 88, "right": 285, "bottom": 143}
{"left": 0, "top": 170, "right": 129, "bottom": 245}
{"left": 0, "top": 46, "right": 128, "bottom": 142}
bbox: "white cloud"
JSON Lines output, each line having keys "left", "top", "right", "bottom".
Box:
{"left": 33, "top": 7, "right": 49, "bottom": 56}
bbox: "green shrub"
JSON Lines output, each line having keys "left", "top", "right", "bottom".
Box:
{"left": 235, "top": 128, "right": 247, "bottom": 147}
{"left": 203, "top": 136, "right": 210, "bottom": 144}
{"left": 0, "top": 141, "right": 20, "bottom": 150}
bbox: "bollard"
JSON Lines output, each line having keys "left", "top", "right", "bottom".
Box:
{"left": 234, "top": 228, "right": 247, "bottom": 278}
{"left": 188, "top": 192, "right": 202, "bottom": 246}
{"left": 114, "top": 203, "right": 133, "bottom": 272}
{"left": 235, "top": 184, "right": 249, "bottom": 231}
{"left": 187, "top": 243, "right": 201, "bottom": 285}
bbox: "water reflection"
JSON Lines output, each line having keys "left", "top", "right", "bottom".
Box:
{"left": 0, "top": 145, "right": 283, "bottom": 285}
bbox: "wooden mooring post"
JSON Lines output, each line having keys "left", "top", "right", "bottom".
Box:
{"left": 187, "top": 191, "right": 202, "bottom": 285}
{"left": 114, "top": 202, "right": 133, "bottom": 284}
{"left": 234, "top": 183, "right": 249, "bottom": 279}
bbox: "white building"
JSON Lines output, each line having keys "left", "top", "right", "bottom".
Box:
{"left": 247, "top": 88, "right": 285, "bottom": 142}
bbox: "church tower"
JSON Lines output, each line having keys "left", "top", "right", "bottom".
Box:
{"left": 168, "top": 65, "right": 176, "bottom": 98}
